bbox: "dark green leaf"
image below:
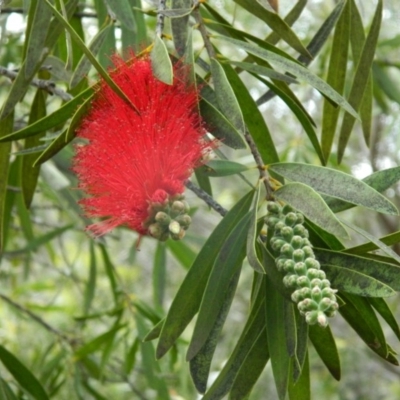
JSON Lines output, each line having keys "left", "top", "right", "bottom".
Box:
{"left": 337, "top": 0, "right": 382, "bottom": 162}
{"left": 210, "top": 58, "right": 245, "bottom": 134}
{"left": 171, "top": 0, "right": 191, "bottom": 55}
{"left": 99, "top": 244, "right": 120, "bottom": 306}
{"left": 190, "top": 269, "right": 241, "bottom": 393}
{"left": 288, "top": 352, "right": 310, "bottom": 400}
{"left": 83, "top": 242, "right": 97, "bottom": 316}
{"left": 199, "top": 96, "right": 247, "bottom": 150}
{"left": 194, "top": 166, "right": 213, "bottom": 197}
{"left": 346, "top": 229, "right": 400, "bottom": 255}
{"left": 315, "top": 249, "right": 400, "bottom": 292}
{"left": 0, "top": 377, "right": 18, "bottom": 400}
{"left": 187, "top": 212, "right": 250, "bottom": 360}
{"left": 321, "top": 0, "right": 350, "bottom": 160}
{"left": 156, "top": 191, "right": 253, "bottom": 359}
{"left": 151, "top": 35, "right": 173, "bottom": 85}
{"left": 308, "top": 325, "right": 341, "bottom": 380}
{"left": 269, "top": 162, "right": 398, "bottom": 215}
{"left": 293, "top": 308, "right": 309, "bottom": 382}
{"left": 167, "top": 239, "right": 197, "bottom": 270}
{"left": 369, "top": 297, "right": 400, "bottom": 342}
{"left": 265, "top": 277, "right": 291, "bottom": 400}
{"left": 246, "top": 183, "right": 265, "bottom": 273}
{"left": 274, "top": 182, "right": 348, "bottom": 238}
{"left": 323, "top": 264, "right": 395, "bottom": 297}
{"left": 0, "top": 344, "right": 50, "bottom": 400}
{"left": 153, "top": 241, "right": 166, "bottom": 309}
{"left": 0, "top": 88, "right": 94, "bottom": 143}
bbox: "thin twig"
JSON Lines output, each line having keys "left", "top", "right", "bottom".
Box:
{"left": 185, "top": 180, "right": 227, "bottom": 217}
{"left": 0, "top": 66, "right": 73, "bottom": 101}
{"left": 156, "top": 0, "right": 167, "bottom": 37}
{"left": 0, "top": 293, "right": 72, "bottom": 343}
{"left": 192, "top": 6, "right": 275, "bottom": 200}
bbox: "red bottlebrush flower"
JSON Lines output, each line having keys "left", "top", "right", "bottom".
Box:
{"left": 73, "top": 54, "right": 209, "bottom": 238}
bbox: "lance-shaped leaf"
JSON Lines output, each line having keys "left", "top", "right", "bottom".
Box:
{"left": 204, "top": 160, "right": 249, "bottom": 177}
{"left": 288, "top": 352, "right": 310, "bottom": 400}
{"left": 265, "top": 276, "right": 291, "bottom": 400}
{"left": 337, "top": 0, "right": 382, "bottom": 162}
{"left": 190, "top": 269, "right": 241, "bottom": 393}
{"left": 171, "top": 0, "right": 191, "bottom": 55}
{"left": 368, "top": 298, "right": 400, "bottom": 342}
{"left": 308, "top": 325, "right": 341, "bottom": 380}
{"left": 0, "top": 88, "right": 94, "bottom": 143}
{"left": 323, "top": 265, "right": 395, "bottom": 297}
{"left": 187, "top": 212, "right": 250, "bottom": 360}
{"left": 314, "top": 249, "right": 400, "bottom": 292}
{"left": 210, "top": 58, "right": 245, "bottom": 134}
{"left": 346, "top": 229, "right": 400, "bottom": 256}
{"left": 269, "top": 162, "right": 398, "bottom": 215}
{"left": 156, "top": 191, "right": 254, "bottom": 359}
{"left": 0, "top": 345, "right": 50, "bottom": 400}
{"left": 216, "top": 35, "right": 358, "bottom": 119}
{"left": 246, "top": 183, "right": 265, "bottom": 273}
{"left": 151, "top": 35, "right": 173, "bottom": 85}
{"left": 274, "top": 182, "right": 348, "bottom": 238}
{"left": 321, "top": 0, "right": 350, "bottom": 160}
{"left": 70, "top": 22, "right": 112, "bottom": 88}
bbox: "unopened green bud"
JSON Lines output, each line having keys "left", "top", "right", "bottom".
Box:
{"left": 311, "top": 286, "right": 322, "bottom": 302}
{"left": 283, "top": 259, "right": 295, "bottom": 273}
{"left": 310, "top": 278, "right": 322, "bottom": 287}
{"left": 295, "top": 213, "right": 304, "bottom": 225}
{"left": 171, "top": 228, "right": 185, "bottom": 241}
{"left": 171, "top": 200, "right": 186, "bottom": 215}
{"left": 296, "top": 276, "right": 310, "bottom": 288}
{"left": 266, "top": 216, "right": 280, "bottom": 229}
{"left": 294, "top": 262, "right": 306, "bottom": 275}
{"left": 302, "top": 246, "right": 314, "bottom": 258}
{"left": 293, "top": 249, "right": 305, "bottom": 262}
{"left": 293, "top": 224, "right": 308, "bottom": 238}
{"left": 281, "top": 226, "right": 293, "bottom": 241}
{"left": 291, "top": 235, "right": 304, "bottom": 249}
{"left": 282, "top": 205, "right": 294, "bottom": 215}
{"left": 271, "top": 237, "right": 286, "bottom": 252}
{"left": 285, "top": 212, "right": 298, "bottom": 226}
{"left": 300, "top": 287, "right": 312, "bottom": 299}
{"left": 175, "top": 214, "right": 192, "bottom": 228}
{"left": 283, "top": 274, "right": 298, "bottom": 289}
{"left": 280, "top": 243, "right": 293, "bottom": 258}
{"left": 267, "top": 202, "right": 281, "bottom": 214}
{"left": 291, "top": 290, "right": 302, "bottom": 302}
{"left": 305, "top": 258, "right": 319, "bottom": 270}
{"left": 148, "top": 223, "right": 163, "bottom": 238}
{"left": 320, "top": 279, "right": 332, "bottom": 289}
{"left": 155, "top": 211, "right": 171, "bottom": 225}
{"left": 307, "top": 269, "right": 320, "bottom": 280}
{"left": 299, "top": 299, "right": 318, "bottom": 312}
{"left": 305, "top": 310, "right": 319, "bottom": 325}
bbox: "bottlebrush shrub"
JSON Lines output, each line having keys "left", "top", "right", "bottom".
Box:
{"left": 73, "top": 54, "right": 211, "bottom": 239}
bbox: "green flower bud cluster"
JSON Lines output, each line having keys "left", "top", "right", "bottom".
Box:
{"left": 266, "top": 201, "right": 338, "bottom": 327}
{"left": 145, "top": 196, "right": 191, "bottom": 241}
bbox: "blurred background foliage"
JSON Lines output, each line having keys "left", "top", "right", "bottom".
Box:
{"left": 1, "top": 0, "right": 400, "bottom": 399}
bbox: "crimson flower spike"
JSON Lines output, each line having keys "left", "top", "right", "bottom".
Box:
{"left": 73, "top": 53, "right": 212, "bottom": 241}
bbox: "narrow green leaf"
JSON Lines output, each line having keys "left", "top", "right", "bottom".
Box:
{"left": 346, "top": 229, "right": 400, "bottom": 256}
{"left": 308, "top": 325, "right": 341, "bottom": 380}
{"left": 25, "top": 0, "right": 52, "bottom": 76}
{"left": 325, "top": 166, "right": 400, "bottom": 213}
{"left": 124, "top": 338, "right": 140, "bottom": 374}
{"left": 44, "top": 0, "right": 140, "bottom": 113}
{"left": 70, "top": 22, "right": 112, "bottom": 88}
{"left": 218, "top": 61, "right": 278, "bottom": 164}
{"left": 204, "top": 160, "right": 249, "bottom": 177}
{"left": 228, "top": 60, "right": 298, "bottom": 84}
{"left": 321, "top": 0, "right": 350, "bottom": 161}
{"left": 288, "top": 352, "right": 310, "bottom": 400}
{"left": 104, "top": 0, "right": 136, "bottom": 31}
{"left": 21, "top": 90, "right": 47, "bottom": 208}
{"left": 190, "top": 269, "right": 241, "bottom": 393}
{"left": 369, "top": 298, "right": 400, "bottom": 341}
{"left": 373, "top": 63, "right": 400, "bottom": 105}
{"left": 194, "top": 166, "right": 213, "bottom": 197}
{"left": 216, "top": 35, "right": 359, "bottom": 119}
{"left": 293, "top": 308, "right": 309, "bottom": 382}
{"left": 156, "top": 191, "right": 254, "bottom": 359}
{"left": 143, "top": 318, "right": 164, "bottom": 342}
{"left": 265, "top": 276, "right": 290, "bottom": 400}
{"left": 151, "top": 35, "right": 173, "bottom": 85}
{"left": 341, "top": 220, "right": 400, "bottom": 263}
{"left": 246, "top": 183, "right": 265, "bottom": 273}
{"left": 0, "top": 112, "right": 13, "bottom": 251}
{"left": 203, "top": 294, "right": 266, "bottom": 400}
{"left": 199, "top": 97, "right": 247, "bottom": 149}
{"left": 269, "top": 162, "right": 398, "bottom": 215}
{"left": 228, "top": 322, "right": 269, "bottom": 400}
{"left": 153, "top": 242, "right": 166, "bottom": 309}
{"left": 210, "top": 58, "right": 245, "bottom": 134}
{"left": 274, "top": 182, "right": 348, "bottom": 238}
{"left": 83, "top": 242, "right": 97, "bottom": 316}
{"left": 337, "top": 0, "right": 382, "bottom": 162}
{"left": 323, "top": 265, "right": 395, "bottom": 297}
{"left": 171, "top": 0, "right": 191, "bottom": 56}
{"left": 315, "top": 249, "right": 400, "bottom": 292}
{"left": 339, "top": 292, "right": 391, "bottom": 362}
{"left": 0, "top": 377, "right": 18, "bottom": 400}
{"left": 187, "top": 212, "right": 250, "bottom": 360}
{"left": 0, "top": 88, "right": 94, "bottom": 143}
{"left": 74, "top": 325, "right": 125, "bottom": 359}
{"left": 233, "top": 0, "right": 311, "bottom": 59}
{"left": 99, "top": 244, "right": 120, "bottom": 306}
{"left": 167, "top": 239, "right": 197, "bottom": 270}
{"left": 0, "top": 344, "right": 50, "bottom": 400}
